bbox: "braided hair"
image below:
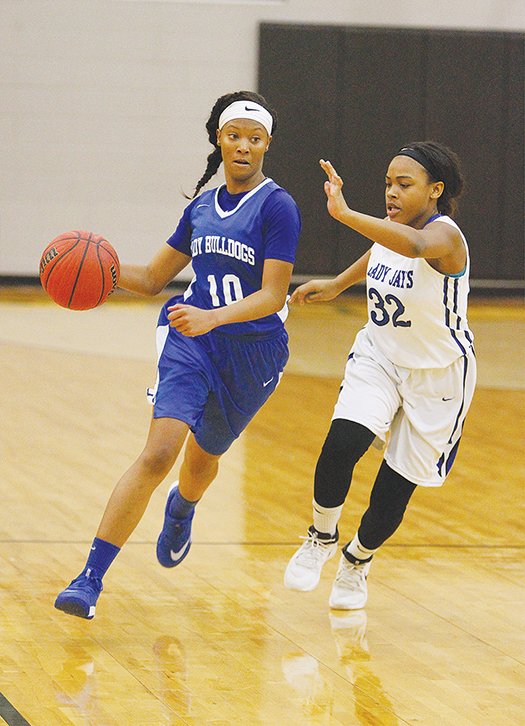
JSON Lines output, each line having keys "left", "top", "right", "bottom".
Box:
{"left": 189, "top": 91, "right": 277, "bottom": 199}
{"left": 400, "top": 141, "right": 466, "bottom": 217}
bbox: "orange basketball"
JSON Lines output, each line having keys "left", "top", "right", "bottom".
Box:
{"left": 39, "top": 231, "right": 120, "bottom": 310}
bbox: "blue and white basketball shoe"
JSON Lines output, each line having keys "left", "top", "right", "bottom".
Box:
{"left": 156, "top": 482, "right": 194, "bottom": 568}
{"left": 54, "top": 569, "right": 102, "bottom": 619}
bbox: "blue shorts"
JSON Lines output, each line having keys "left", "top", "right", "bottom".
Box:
{"left": 148, "top": 298, "right": 289, "bottom": 455}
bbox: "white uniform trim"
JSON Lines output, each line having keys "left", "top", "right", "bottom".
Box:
{"left": 213, "top": 178, "right": 273, "bottom": 219}
{"left": 146, "top": 323, "right": 170, "bottom": 405}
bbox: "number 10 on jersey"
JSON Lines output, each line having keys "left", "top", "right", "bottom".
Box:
{"left": 208, "top": 274, "right": 244, "bottom": 306}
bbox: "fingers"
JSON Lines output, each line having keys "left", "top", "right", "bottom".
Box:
{"left": 167, "top": 304, "right": 213, "bottom": 336}
{"left": 319, "top": 159, "right": 343, "bottom": 188}
{"left": 167, "top": 304, "right": 190, "bottom": 332}
{"left": 167, "top": 304, "right": 192, "bottom": 322}
{"left": 320, "top": 158, "right": 336, "bottom": 174}
{"left": 290, "top": 283, "right": 314, "bottom": 305}
{"left": 167, "top": 303, "right": 184, "bottom": 315}
{"left": 288, "top": 289, "right": 303, "bottom": 305}
{"left": 290, "top": 281, "right": 324, "bottom": 305}
{"left": 301, "top": 291, "right": 320, "bottom": 303}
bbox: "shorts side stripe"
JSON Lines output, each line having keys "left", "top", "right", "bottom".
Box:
{"left": 436, "top": 353, "right": 470, "bottom": 477}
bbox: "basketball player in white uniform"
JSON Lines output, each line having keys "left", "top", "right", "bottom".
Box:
{"left": 285, "top": 141, "right": 476, "bottom": 610}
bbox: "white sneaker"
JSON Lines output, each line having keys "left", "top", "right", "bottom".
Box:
{"left": 329, "top": 554, "right": 371, "bottom": 610}
{"left": 284, "top": 526, "right": 338, "bottom": 591}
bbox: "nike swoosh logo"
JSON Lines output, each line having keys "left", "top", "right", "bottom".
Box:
{"left": 170, "top": 539, "right": 191, "bottom": 561}
{"left": 245, "top": 106, "right": 260, "bottom": 112}
{"left": 195, "top": 204, "right": 209, "bottom": 209}
{"left": 263, "top": 377, "right": 274, "bottom": 387}
{"left": 442, "top": 397, "right": 454, "bottom": 401}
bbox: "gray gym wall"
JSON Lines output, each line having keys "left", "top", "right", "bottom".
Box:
{"left": 1, "top": 0, "right": 523, "bottom": 288}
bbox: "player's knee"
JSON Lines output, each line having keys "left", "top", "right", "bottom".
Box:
{"left": 183, "top": 452, "right": 220, "bottom": 484}
{"left": 182, "top": 435, "right": 221, "bottom": 476}
{"left": 318, "top": 419, "right": 375, "bottom": 471}
{"left": 314, "top": 420, "right": 375, "bottom": 507}
{"left": 138, "top": 446, "right": 177, "bottom": 479}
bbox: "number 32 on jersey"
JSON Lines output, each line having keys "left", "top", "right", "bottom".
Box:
{"left": 368, "top": 287, "right": 411, "bottom": 328}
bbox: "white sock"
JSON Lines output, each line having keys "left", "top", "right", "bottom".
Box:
{"left": 345, "top": 534, "right": 378, "bottom": 562}
{"left": 312, "top": 500, "right": 343, "bottom": 538}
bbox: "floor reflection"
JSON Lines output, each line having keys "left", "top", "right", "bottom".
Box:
{"left": 53, "top": 645, "right": 100, "bottom": 721}
{"left": 330, "top": 610, "right": 370, "bottom": 663}
{"left": 152, "top": 635, "right": 191, "bottom": 720}
{"left": 281, "top": 651, "right": 334, "bottom": 720}
{"left": 330, "top": 611, "right": 399, "bottom": 725}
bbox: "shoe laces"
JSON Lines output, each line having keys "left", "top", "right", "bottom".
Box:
{"left": 295, "top": 531, "right": 334, "bottom": 566}
{"left": 335, "top": 558, "right": 368, "bottom": 589}
{"left": 71, "top": 571, "right": 103, "bottom": 593}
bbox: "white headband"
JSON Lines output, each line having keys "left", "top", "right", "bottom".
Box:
{"left": 218, "top": 100, "right": 273, "bottom": 136}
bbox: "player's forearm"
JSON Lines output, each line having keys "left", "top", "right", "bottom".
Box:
{"left": 117, "top": 247, "right": 191, "bottom": 297}
{"left": 335, "top": 208, "right": 423, "bottom": 258}
{"left": 118, "top": 264, "right": 172, "bottom": 296}
{"left": 212, "top": 287, "right": 286, "bottom": 327}
{"left": 332, "top": 250, "right": 371, "bottom": 294}
{"left": 117, "top": 265, "right": 156, "bottom": 296}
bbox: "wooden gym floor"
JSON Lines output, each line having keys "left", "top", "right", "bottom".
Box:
{"left": 0, "top": 287, "right": 524, "bottom": 725}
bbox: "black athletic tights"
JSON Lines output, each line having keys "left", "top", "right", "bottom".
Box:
{"left": 314, "top": 419, "right": 417, "bottom": 550}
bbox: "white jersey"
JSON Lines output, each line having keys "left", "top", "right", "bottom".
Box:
{"left": 365, "top": 216, "right": 474, "bottom": 368}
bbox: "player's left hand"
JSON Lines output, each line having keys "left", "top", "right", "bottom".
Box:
{"left": 167, "top": 304, "right": 218, "bottom": 336}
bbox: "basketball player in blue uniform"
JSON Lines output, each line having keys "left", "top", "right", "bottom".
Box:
{"left": 285, "top": 142, "right": 476, "bottom": 610}
{"left": 55, "top": 90, "right": 301, "bottom": 619}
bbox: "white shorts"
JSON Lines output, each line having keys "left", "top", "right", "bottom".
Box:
{"left": 332, "top": 328, "right": 477, "bottom": 487}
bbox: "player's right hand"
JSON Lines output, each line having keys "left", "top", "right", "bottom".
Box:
{"left": 320, "top": 159, "right": 349, "bottom": 221}
{"left": 290, "top": 278, "right": 339, "bottom": 305}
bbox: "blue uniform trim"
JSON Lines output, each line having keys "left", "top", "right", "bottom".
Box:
{"left": 443, "top": 277, "right": 467, "bottom": 356}
{"left": 436, "top": 353, "right": 469, "bottom": 478}
{"left": 425, "top": 214, "right": 465, "bottom": 278}
{"left": 423, "top": 213, "right": 443, "bottom": 226}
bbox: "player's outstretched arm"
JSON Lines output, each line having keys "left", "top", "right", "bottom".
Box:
{"left": 290, "top": 250, "right": 371, "bottom": 305}
{"left": 290, "top": 278, "right": 340, "bottom": 305}
{"left": 319, "top": 159, "right": 463, "bottom": 264}
{"left": 118, "top": 245, "right": 191, "bottom": 296}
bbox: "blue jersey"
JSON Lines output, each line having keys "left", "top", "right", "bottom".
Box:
{"left": 166, "top": 178, "right": 301, "bottom": 336}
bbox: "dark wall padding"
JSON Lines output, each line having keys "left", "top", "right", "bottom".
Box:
{"left": 258, "top": 24, "right": 524, "bottom": 283}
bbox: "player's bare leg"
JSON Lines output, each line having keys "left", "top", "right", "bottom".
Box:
{"left": 55, "top": 416, "right": 188, "bottom": 619}
{"left": 97, "top": 416, "right": 189, "bottom": 546}
{"left": 156, "top": 434, "right": 221, "bottom": 568}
